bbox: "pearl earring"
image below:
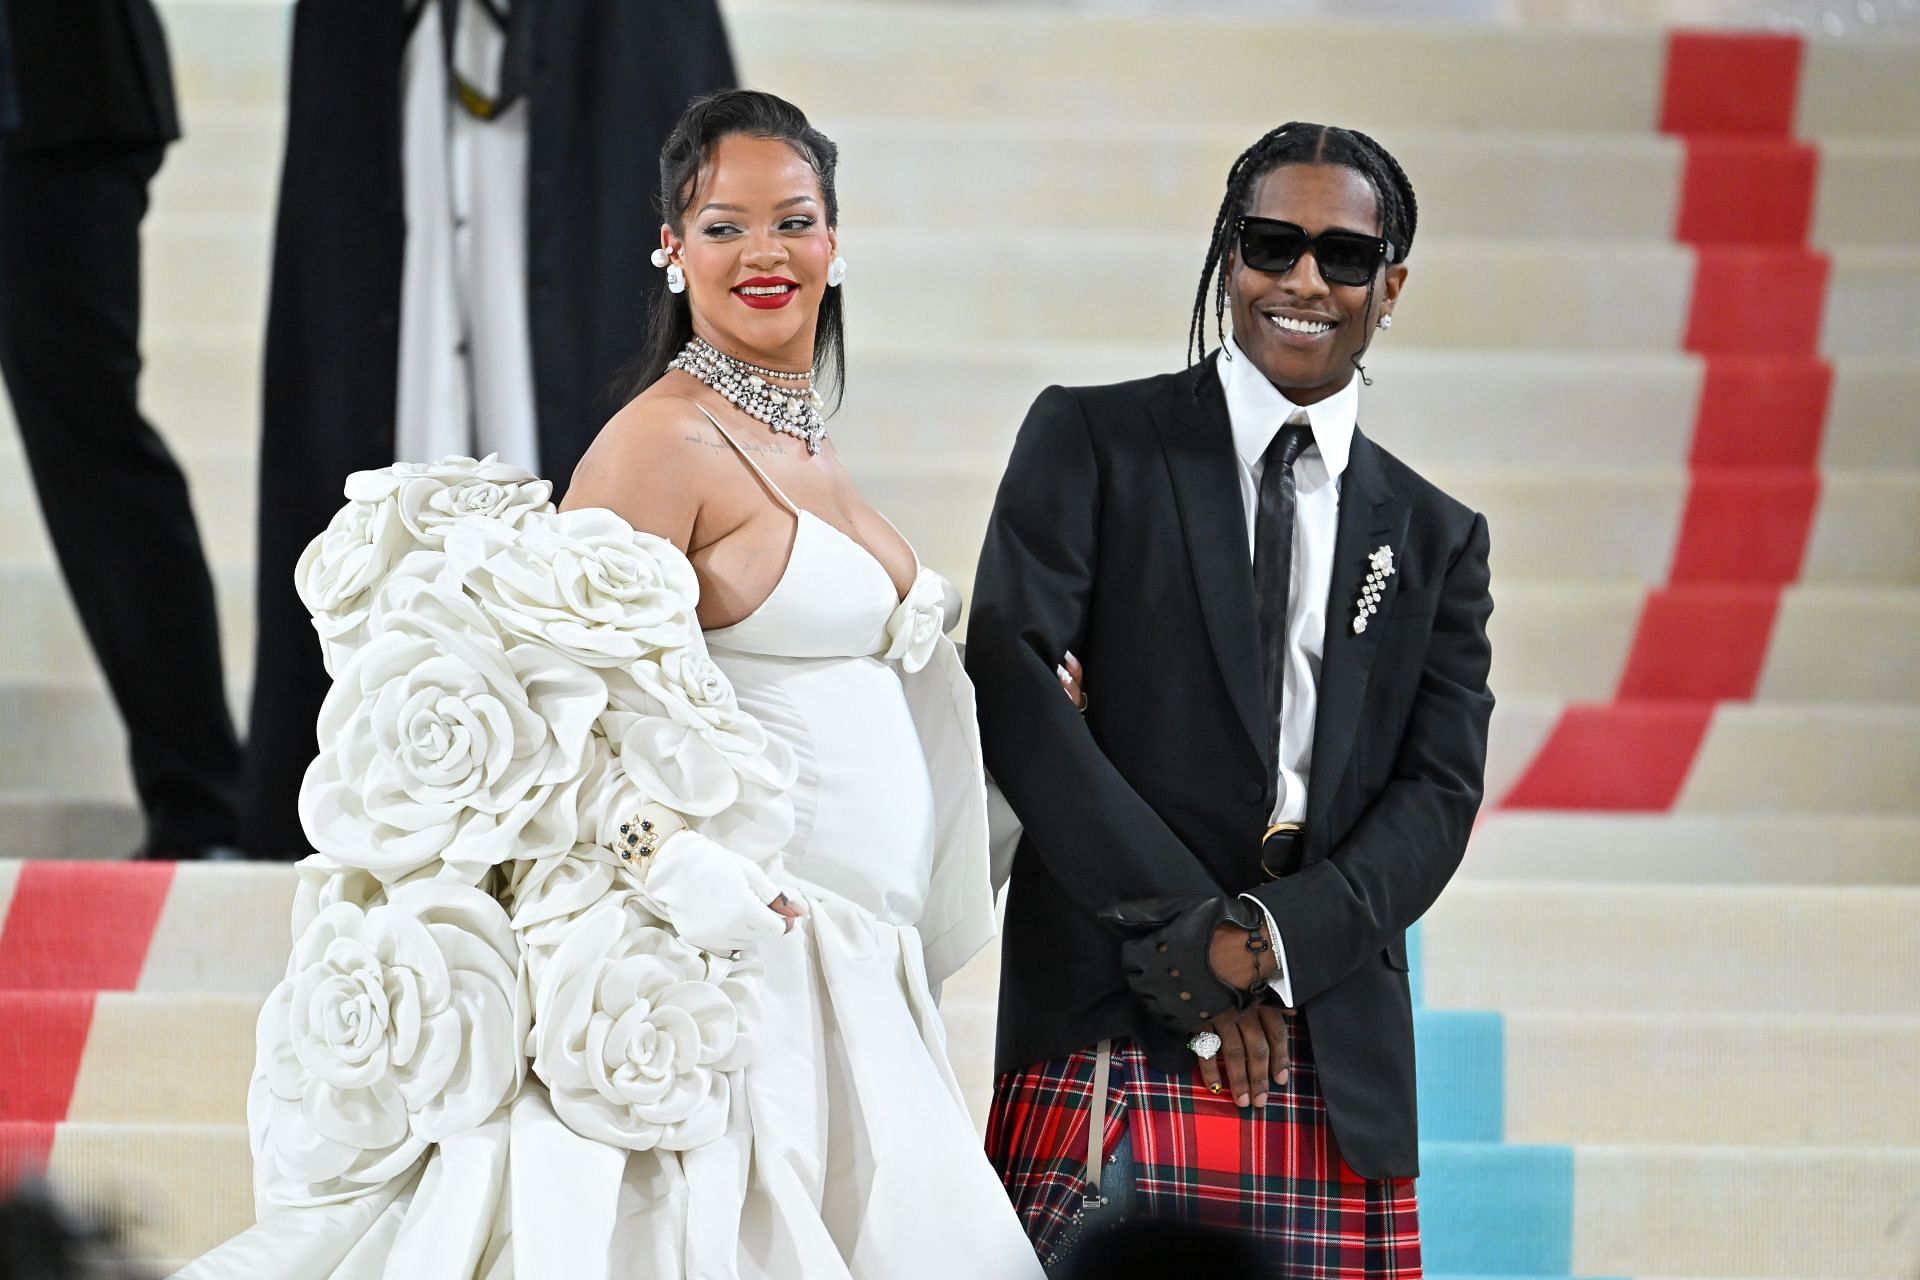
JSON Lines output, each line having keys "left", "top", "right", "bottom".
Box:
{"left": 653, "top": 245, "right": 687, "bottom": 294}
{"left": 826, "top": 255, "right": 847, "bottom": 287}
{"left": 1377, "top": 314, "right": 1393, "bottom": 331}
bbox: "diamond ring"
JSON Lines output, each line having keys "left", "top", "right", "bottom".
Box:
{"left": 1187, "top": 1030, "right": 1223, "bottom": 1061}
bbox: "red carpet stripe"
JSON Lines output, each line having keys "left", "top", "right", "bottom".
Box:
{"left": 1615, "top": 586, "right": 1784, "bottom": 701}
{"left": 1658, "top": 32, "right": 1803, "bottom": 136}
{"left": 1502, "top": 703, "right": 1715, "bottom": 812}
{"left": 0, "top": 993, "right": 96, "bottom": 1122}
{"left": 1684, "top": 246, "right": 1829, "bottom": 356}
{"left": 1666, "top": 472, "right": 1821, "bottom": 585}
{"left": 1502, "top": 30, "right": 1825, "bottom": 812}
{"left": 1675, "top": 138, "right": 1818, "bottom": 245}
{"left": 0, "top": 861, "right": 175, "bottom": 990}
{"left": 1689, "top": 357, "right": 1831, "bottom": 470}
{"left": 0, "top": 1122, "right": 56, "bottom": 1193}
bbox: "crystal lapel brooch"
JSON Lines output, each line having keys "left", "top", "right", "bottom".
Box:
{"left": 1353, "top": 545, "right": 1396, "bottom": 635}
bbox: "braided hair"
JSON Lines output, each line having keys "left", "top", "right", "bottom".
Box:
{"left": 1186, "top": 122, "right": 1418, "bottom": 389}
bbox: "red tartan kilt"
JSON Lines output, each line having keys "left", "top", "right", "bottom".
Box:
{"left": 986, "top": 1016, "right": 1420, "bottom": 1277}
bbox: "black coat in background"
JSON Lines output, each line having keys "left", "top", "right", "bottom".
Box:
{"left": 0, "top": 0, "right": 17, "bottom": 131}
{"left": 966, "top": 359, "right": 1494, "bottom": 1180}
{"left": 2, "top": 0, "right": 178, "bottom": 154}
{"left": 243, "top": 0, "right": 734, "bottom": 858}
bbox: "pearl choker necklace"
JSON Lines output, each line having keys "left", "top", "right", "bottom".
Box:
{"left": 667, "top": 337, "right": 827, "bottom": 455}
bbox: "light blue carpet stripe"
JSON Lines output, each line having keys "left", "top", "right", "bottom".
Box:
{"left": 1415, "top": 1009, "right": 1504, "bottom": 1142}
{"left": 1407, "top": 918, "right": 1427, "bottom": 1007}
{"left": 1409, "top": 918, "right": 1579, "bottom": 1275}
{"left": 1418, "top": 1142, "right": 1577, "bottom": 1276}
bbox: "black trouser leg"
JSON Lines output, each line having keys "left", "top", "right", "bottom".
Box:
{"left": 0, "top": 143, "right": 242, "bottom": 854}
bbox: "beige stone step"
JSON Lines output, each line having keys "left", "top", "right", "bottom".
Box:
{"left": 160, "top": 0, "right": 289, "bottom": 109}
{"left": 1423, "top": 881, "right": 1920, "bottom": 1015}
{"left": 4, "top": 994, "right": 257, "bottom": 1126}
{"left": 7, "top": 430, "right": 1918, "bottom": 592}
{"left": 1567, "top": 1144, "right": 1920, "bottom": 1278}
{"left": 157, "top": 0, "right": 1920, "bottom": 146}
{"left": 145, "top": 104, "right": 1920, "bottom": 250}
{"left": 830, "top": 125, "right": 1920, "bottom": 248}
{"left": 22, "top": 1120, "right": 1920, "bottom": 1272}
{"left": 6, "top": 865, "right": 1915, "bottom": 1018}
{"left": 864, "top": 463, "right": 1920, "bottom": 593}
{"left": 32, "top": 1122, "right": 250, "bottom": 1264}
{"left": 0, "top": 563, "right": 254, "bottom": 685}
{"left": 737, "top": 4, "right": 1920, "bottom": 144}
{"left": 8, "top": 343, "right": 1918, "bottom": 482}
{"left": 1484, "top": 584, "right": 1920, "bottom": 703}
{"left": 0, "top": 860, "right": 294, "bottom": 995}
{"left": 0, "top": 795, "right": 141, "bottom": 862}
{"left": 1462, "top": 813, "right": 1920, "bottom": 884}
{"left": 151, "top": 103, "right": 284, "bottom": 226}
{"left": 21, "top": 808, "right": 1903, "bottom": 885}
{"left": 1506, "top": 1012, "right": 1920, "bottom": 1146}
{"left": 6, "top": 668, "right": 1920, "bottom": 812}
{"left": 18, "top": 990, "right": 1915, "bottom": 1154}
{"left": 6, "top": 540, "right": 1917, "bottom": 712}
{"left": 135, "top": 217, "right": 1920, "bottom": 357}
{"left": 1482, "top": 699, "right": 1920, "bottom": 817}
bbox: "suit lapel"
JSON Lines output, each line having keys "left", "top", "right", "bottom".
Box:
{"left": 1306, "top": 429, "right": 1410, "bottom": 849}
{"left": 1150, "top": 366, "right": 1272, "bottom": 773}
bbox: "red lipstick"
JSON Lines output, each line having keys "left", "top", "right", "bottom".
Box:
{"left": 732, "top": 276, "right": 800, "bottom": 310}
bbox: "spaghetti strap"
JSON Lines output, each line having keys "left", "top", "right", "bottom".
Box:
{"left": 692, "top": 403, "right": 800, "bottom": 516}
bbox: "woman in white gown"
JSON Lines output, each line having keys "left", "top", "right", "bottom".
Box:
{"left": 177, "top": 90, "right": 1045, "bottom": 1279}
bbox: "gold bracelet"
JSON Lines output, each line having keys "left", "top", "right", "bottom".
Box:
{"left": 613, "top": 803, "right": 686, "bottom": 881}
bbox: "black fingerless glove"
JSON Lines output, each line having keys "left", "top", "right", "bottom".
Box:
{"left": 1097, "top": 895, "right": 1265, "bottom": 1033}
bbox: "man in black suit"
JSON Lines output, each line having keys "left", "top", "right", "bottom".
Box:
{"left": 0, "top": 0, "right": 242, "bottom": 860}
{"left": 970, "top": 123, "right": 1493, "bottom": 1270}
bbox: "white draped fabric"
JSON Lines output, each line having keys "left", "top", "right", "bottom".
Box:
{"left": 174, "top": 457, "right": 1038, "bottom": 1279}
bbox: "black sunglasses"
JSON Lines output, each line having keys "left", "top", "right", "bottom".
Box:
{"left": 1234, "top": 216, "right": 1395, "bottom": 287}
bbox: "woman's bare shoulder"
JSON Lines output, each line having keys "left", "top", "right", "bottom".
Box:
{"left": 564, "top": 386, "right": 727, "bottom": 543}
{"left": 575, "top": 387, "right": 725, "bottom": 476}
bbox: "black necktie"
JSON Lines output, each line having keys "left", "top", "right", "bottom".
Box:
{"left": 1253, "top": 412, "right": 1311, "bottom": 766}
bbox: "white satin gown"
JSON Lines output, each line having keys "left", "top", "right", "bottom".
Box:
{"left": 175, "top": 420, "right": 1042, "bottom": 1279}
{"left": 695, "top": 424, "right": 1043, "bottom": 1278}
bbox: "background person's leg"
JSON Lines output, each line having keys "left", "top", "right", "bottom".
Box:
{"left": 0, "top": 143, "right": 241, "bottom": 857}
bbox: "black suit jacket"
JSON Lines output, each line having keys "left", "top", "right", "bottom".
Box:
{"left": 967, "top": 357, "right": 1494, "bottom": 1180}
{"left": 0, "top": 0, "right": 18, "bottom": 133}
{"left": 1, "top": 0, "right": 179, "bottom": 155}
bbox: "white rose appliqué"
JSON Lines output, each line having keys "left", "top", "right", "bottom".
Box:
{"left": 526, "top": 892, "right": 759, "bottom": 1152}
{"left": 881, "top": 567, "right": 948, "bottom": 674}
{"left": 298, "top": 577, "right": 605, "bottom": 884}
{"left": 250, "top": 881, "right": 528, "bottom": 1206}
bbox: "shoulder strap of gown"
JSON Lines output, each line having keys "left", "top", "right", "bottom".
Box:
{"left": 691, "top": 403, "right": 801, "bottom": 517}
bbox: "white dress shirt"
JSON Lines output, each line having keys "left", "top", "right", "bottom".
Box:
{"left": 1216, "top": 334, "right": 1360, "bottom": 1009}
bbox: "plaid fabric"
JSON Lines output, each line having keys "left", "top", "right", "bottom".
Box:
{"left": 986, "top": 1017, "right": 1420, "bottom": 1276}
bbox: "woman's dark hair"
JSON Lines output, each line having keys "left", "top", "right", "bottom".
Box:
{"left": 1186, "top": 121, "right": 1418, "bottom": 388}
{"left": 620, "top": 89, "right": 846, "bottom": 409}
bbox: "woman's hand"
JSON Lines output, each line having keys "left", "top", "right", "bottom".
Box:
{"left": 642, "top": 830, "right": 805, "bottom": 953}
{"left": 1056, "top": 649, "right": 1087, "bottom": 711}
{"left": 769, "top": 893, "right": 805, "bottom": 931}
